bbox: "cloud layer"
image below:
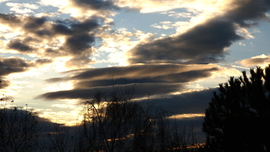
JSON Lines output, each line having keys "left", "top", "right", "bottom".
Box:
{"left": 39, "top": 64, "right": 219, "bottom": 100}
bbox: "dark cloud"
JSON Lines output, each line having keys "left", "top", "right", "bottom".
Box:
{"left": 0, "top": 79, "right": 10, "bottom": 89}
{"left": 70, "top": 64, "right": 217, "bottom": 81}
{"left": 0, "top": 13, "right": 21, "bottom": 27}
{"left": 7, "top": 40, "right": 33, "bottom": 52}
{"left": 38, "top": 83, "right": 184, "bottom": 100}
{"left": 23, "top": 17, "right": 47, "bottom": 30}
{"left": 72, "top": 0, "right": 119, "bottom": 12}
{"left": 58, "top": 19, "right": 100, "bottom": 57}
{"left": 52, "top": 23, "right": 73, "bottom": 35}
{"left": 0, "top": 57, "right": 32, "bottom": 76}
{"left": 0, "top": 13, "right": 102, "bottom": 67}
{"left": 52, "top": 19, "right": 99, "bottom": 36}
{"left": 0, "top": 57, "right": 52, "bottom": 88}
{"left": 0, "top": 57, "right": 30, "bottom": 89}
{"left": 228, "top": 0, "right": 270, "bottom": 26}
{"left": 73, "top": 68, "right": 217, "bottom": 89}
{"left": 39, "top": 64, "right": 219, "bottom": 100}
{"left": 128, "top": 20, "right": 242, "bottom": 64}
{"left": 71, "top": 19, "right": 100, "bottom": 34}
{"left": 34, "top": 58, "right": 53, "bottom": 66}
{"left": 35, "top": 29, "right": 51, "bottom": 37}
{"left": 64, "top": 34, "right": 95, "bottom": 55}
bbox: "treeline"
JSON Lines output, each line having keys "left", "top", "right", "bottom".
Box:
{"left": 0, "top": 89, "right": 205, "bottom": 152}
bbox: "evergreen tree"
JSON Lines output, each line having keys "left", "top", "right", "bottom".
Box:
{"left": 203, "top": 66, "right": 270, "bottom": 152}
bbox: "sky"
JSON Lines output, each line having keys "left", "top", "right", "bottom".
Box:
{"left": 0, "top": 0, "right": 270, "bottom": 127}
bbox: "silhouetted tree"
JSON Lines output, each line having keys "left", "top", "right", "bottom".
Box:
{"left": 0, "top": 79, "right": 38, "bottom": 151}
{"left": 203, "top": 66, "right": 270, "bottom": 152}
{"left": 76, "top": 86, "right": 199, "bottom": 152}
{"left": 0, "top": 107, "right": 38, "bottom": 152}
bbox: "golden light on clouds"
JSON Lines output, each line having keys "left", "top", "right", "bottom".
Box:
{"left": 240, "top": 54, "right": 270, "bottom": 67}
{"left": 168, "top": 113, "right": 205, "bottom": 119}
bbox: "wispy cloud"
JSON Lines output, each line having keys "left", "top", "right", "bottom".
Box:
{"left": 6, "top": 2, "right": 39, "bottom": 14}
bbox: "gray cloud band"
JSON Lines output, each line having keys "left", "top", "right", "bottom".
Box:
{"left": 39, "top": 64, "right": 219, "bottom": 100}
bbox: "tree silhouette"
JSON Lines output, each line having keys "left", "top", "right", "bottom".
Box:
{"left": 203, "top": 66, "right": 270, "bottom": 152}
{"left": 76, "top": 86, "right": 200, "bottom": 152}
{"left": 0, "top": 107, "right": 38, "bottom": 152}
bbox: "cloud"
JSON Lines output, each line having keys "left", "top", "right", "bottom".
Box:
{"left": 56, "top": 0, "right": 119, "bottom": 18}
{"left": 0, "top": 79, "right": 10, "bottom": 89}
{"left": 34, "top": 58, "right": 53, "bottom": 66}
{"left": 39, "top": 0, "right": 119, "bottom": 18}
{"left": 72, "top": 68, "right": 218, "bottom": 89}
{"left": 0, "top": 57, "right": 32, "bottom": 88}
{"left": 6, "top": 2, "right": 39, "bottom": 14}
{"left": 0, "top": 57, "right": 32, "bottom": 76}
{"left": 7, "top": 39, "right": 34, "bottom": 52}
{"left": 70, "top": 0, "right": 119, "bottom": 11}
{"left": 0, "top": 56, "right": 54, "bottom": 89}
{"left": 128, "top": 19, "right": 242, "bottom": 64}
{"left": 38, "top": 0, "right": 68, "bottom": 7}
{"left": 115, "top": 0, "right": 227, "bottom": 13}
{"left": 68, "top": 64, "right": 218, "bottom": 81}
{"left": 39, "top": 64, "right": 219, "bottom": 100}
{"left": 0, "top": 57, "right": 54, "bottom": 76}
{"left": 225, "top": 0, "right": 270, "bottom": 26}
{"left": 23, "top": 16, "right": 47, "bottom": 31}
{"left": 0, "top": 14, "right": 104, "bottom": 67}
{"left": 0, "top": 13, "right": 21, "bottom": 27}
{"left": 38, "top": 83, "right": 184, "bottom": 100}
{"left": 240, "top": 54, "right": 270, "bottom": 67}
{"left": 127, "top": 0, "right": 270, "bottom": 64}
{"left": 0, "top": 0, "right": 9, "bottom": 3}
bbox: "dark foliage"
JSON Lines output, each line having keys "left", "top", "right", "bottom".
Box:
{"left": 203, "top": 65, "right": 270, "bottom": 152}
{"left": 0, "top": 107, "right": 38, "bottom": 152}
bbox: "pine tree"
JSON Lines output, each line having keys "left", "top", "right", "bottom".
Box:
{"left": 203, "top": 66, "right": 270, "bottom": 152}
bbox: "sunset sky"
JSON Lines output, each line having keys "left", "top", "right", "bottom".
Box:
{"left": 0, "top": 0, "right": 270, "bottom": 126}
